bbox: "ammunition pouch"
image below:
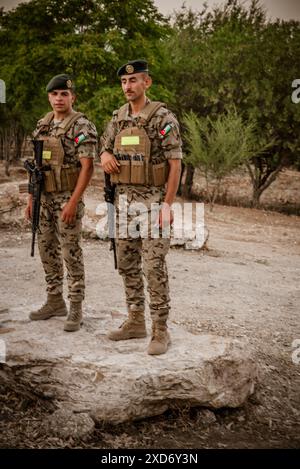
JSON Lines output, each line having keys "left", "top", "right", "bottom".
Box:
{"left": 35, "top": 135, "right": 80, "bottom": 193}
{"left": 20, "top": 164, "right": 80, "bottom": 194}
{"left": 112, "top": 124, "right": 168, "bottom": 187}
{"left": 150, "top": 160, "right": 169, "bottom": 187}
{"left": 43, "top": 165, "right": 80, "bottom": 192}
{"left": 111, "top": 101, "right": 169, "bottom": 187}
{"left": 131, "top": 158, "right": 145, "bottom": 185}
{"left": 25, "top": 110, "right": 85, "bottom": 194}
{"left": 43, "top": 168, "right": 56, "bottom": 192}
{"left": 111, "top": 156, "right": 168, "bottom": 187}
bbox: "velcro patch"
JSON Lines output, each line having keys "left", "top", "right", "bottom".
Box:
{"left": 121, "top": 136, "right": 140, "bottom": 145}
{"left": 42, "top": 150, "right": 52, "bottom": 160}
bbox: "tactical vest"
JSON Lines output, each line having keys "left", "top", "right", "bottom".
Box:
{"left": 36, "top": 110, "right": 83, "bottom": 192}
{"left": 111, "top": 101, "right": 168, "bottom": 187}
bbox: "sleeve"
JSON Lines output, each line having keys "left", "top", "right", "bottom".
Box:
{"left": 73, "top": 117, "right": 98, "bottom": 160}
{"left": 32, "top": 119, "right": 43, "bottom": 139}
{"left": 159, "top": 111, "right": 183, "bottom": 160}
{"left": 99, "top": 113, "right": 118, "bottom": 155}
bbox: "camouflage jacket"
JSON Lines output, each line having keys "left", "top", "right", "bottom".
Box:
{"left": 100, "top": 100, "right": 182, "bottom": 207}
{"left": 33, "top": 112, "right": 98, "bottom": 165}
{"left": 100, "top": 99, "right": 182, "bottom": 162}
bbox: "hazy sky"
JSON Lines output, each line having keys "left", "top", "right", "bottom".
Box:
{"left": 154, "top": 0, "right": 300, "bottom": 21}
{"left": 0, "top": 0, "right": 300, "bottom": 21}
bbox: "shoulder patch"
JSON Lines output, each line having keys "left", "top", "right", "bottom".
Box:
{"left": 74, "top": 133, "right": 87, "bottom": 145}
{"left": 159, "top": 122, "right": 175, "bottom": 138}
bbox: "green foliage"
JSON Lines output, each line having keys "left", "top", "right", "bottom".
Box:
{"left": 0, "top": 0, "right": 168, "bottom": 134}
{"left": 165, "top": 0, "right": 300, "bottom": 201}
{"left": 184, "top": 110, "right": 255, "bottom": 171}
{"left": 183, "top": 109, "right": 268, "bottom": 208}
{"left": 1, "top": 0, "right": 300, "bottom": 206}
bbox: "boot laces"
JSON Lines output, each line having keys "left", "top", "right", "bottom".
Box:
{"left": 151, "top": 327, "right": 166, "bottom": 342}
{"left": 41, "top": 296, "right": 64, "bottom": 310}
{"left": 39, "top": 302, "right": 52, "bottom": 314}
{"left": 69, "top": 304, "right": 82, "bottom": 321}
{"left": 119, "top": 319, "right": 132, "bottom": 329}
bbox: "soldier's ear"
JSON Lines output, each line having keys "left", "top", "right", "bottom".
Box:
{"left": 72, "top": 93, "right": 76, "bottom": 104}
{"left": 144, "top": 74, "right": 152, "bottom": 89}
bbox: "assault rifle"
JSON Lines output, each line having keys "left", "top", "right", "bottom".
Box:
{"left": 23, "top": 140, "right": 45, "bottom": 257}
{"left": 104, "top": 172, "right": 117, "bottom": 269}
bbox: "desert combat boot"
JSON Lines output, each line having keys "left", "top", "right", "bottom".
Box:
{"left": 147, "top": 323, "right": 171, "bottom": 356}
{"left": 107, "top": 308, "right": 147, "bottom": 341}
{"left": 29, "top": 293, "right": 67, "bottom": 321}
{"left": 64, "top": 301, "right": 83, "bottom": 332}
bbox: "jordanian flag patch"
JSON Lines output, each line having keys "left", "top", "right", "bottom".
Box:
{"left": 160, "top": 123, "right": 173, "bottom": 137}
{"left": 74, "top": 133, "right": 86, "bottom": 145}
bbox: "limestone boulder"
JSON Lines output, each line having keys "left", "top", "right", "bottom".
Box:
{"left": 0, "top": 181, "right": 28, "bottom": 226}
{"left": 1, "top": 306, "right": 258, "bottom": 424}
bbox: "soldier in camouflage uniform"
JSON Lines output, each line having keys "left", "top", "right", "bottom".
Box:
{"left": 100, "top": 60, "right": 182, "bottom": 355}
{"left": 25, "top": 74, "right": 97, "bottom": 332}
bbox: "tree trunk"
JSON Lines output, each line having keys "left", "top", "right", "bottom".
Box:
{"left": 181, "top": 164, "right": 195, "bottom": 198}
{"left": 251, "top": 185, "right": 263, "bottom": 208}
{"left": 14, "top": 126, "right": 24, "bottom": 161}
{"left": 3, "top": 127, "right": 13, "bottom": 176}
{"left": 246, "top": 159, "right": 284, "bottom": 208}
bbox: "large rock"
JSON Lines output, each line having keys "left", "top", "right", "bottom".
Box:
{"left": 1, "top": 306, "right": 257, "bottom": 424}
{"left": 0, "top": 181, "right": 28, "bottom": 226}
{"left": 171, "top": 227, "right": 209, "bottom": 251}
{"left": 0, "top": 181, "right": 107, "bottom": 239}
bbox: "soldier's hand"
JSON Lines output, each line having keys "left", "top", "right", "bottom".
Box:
{"left": 25, "top": 196, "right": 33, "bottom": 220}
{"left": 158, "top": 203, "right": 174, "bottom": 229}
{"left": 100, "top": 151, "right": 120, "bottom": 174}
{"left": 61, "top": 200, "right": 77, "bottom": 224}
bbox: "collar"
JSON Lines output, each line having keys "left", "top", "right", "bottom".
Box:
{"left": 128, "top": 98, "right": 151, "bottom": 120}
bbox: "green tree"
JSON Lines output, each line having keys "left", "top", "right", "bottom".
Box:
{"left": 0, "top": 0, "right": 169, "bottom": 163}
{"left": 165, "top": 0, "right": 300, "bottom": 205}
{"left": 183, "top": 109, "right": 264, "bottom": 209}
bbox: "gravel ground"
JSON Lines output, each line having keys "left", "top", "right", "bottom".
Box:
{"left": 0, "top": 198, "right": 299, "bottom": 448}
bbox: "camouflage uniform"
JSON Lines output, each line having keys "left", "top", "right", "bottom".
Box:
{"left": 33, "top": 115, "right": 97, "bottom": 302}
{"left": 100, "top": 100, "right": 182, "bottom": 324}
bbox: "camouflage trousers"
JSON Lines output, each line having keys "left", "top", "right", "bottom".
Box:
{"left": 115, "top": 186, "right": 170, "bottom": 324}
{"left": 37, "top": 192, "right": 85, "bottom": 302}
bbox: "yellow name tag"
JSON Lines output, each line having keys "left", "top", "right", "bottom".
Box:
{"left": 121, "top": 136, "right": 140, "bottom": 145}
{"left": 42, "top": 150, "right": 52, "bottom": 160}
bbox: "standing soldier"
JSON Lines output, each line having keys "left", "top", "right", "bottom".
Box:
{"left": 100, "top": 60, "right": 182, "bottom": 355}
{"left": 25, "top": 74, "right": 97, "bottom": 332}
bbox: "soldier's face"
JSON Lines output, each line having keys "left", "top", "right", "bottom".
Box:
{"left": 121, "top": 73, "right": 151, "bottom": 102}
{"left": 48, "top": 89, "right": 75, "bottom": 113}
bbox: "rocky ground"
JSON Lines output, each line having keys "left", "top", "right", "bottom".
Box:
{"left": 0, "top": 164, "right": 299, "bottom": 448}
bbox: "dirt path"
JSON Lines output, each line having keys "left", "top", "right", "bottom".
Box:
{"left": 1, "top": 194, "right": 300, "bottom": 447}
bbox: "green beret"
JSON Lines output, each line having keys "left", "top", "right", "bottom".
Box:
{"left": 117, "top": 60, "right": 148, "bottom": 77}
{"left": 46, "top": 74, "right": 75, "bottom": 93}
